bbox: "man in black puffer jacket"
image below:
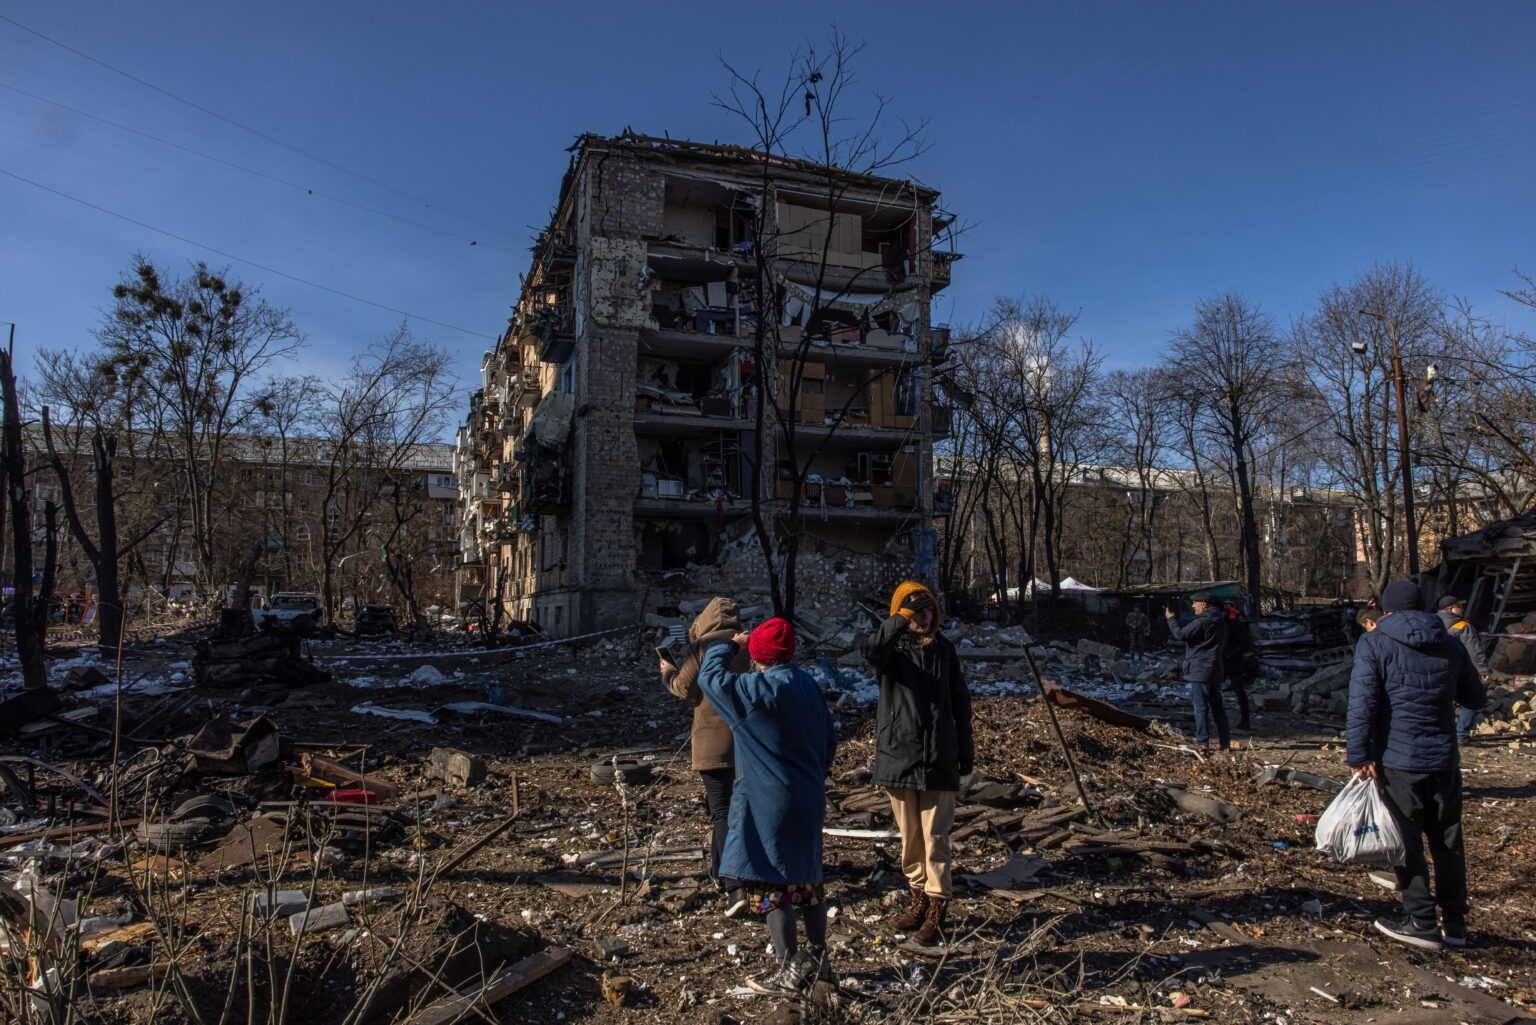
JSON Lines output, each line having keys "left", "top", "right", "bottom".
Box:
{"left": 1165, "top": 591, "right": 1229, "bottom": 750}
{"left": 1348, "top": 579, "right": 1485, "bottom": 951}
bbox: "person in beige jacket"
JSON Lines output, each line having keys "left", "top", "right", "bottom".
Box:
{"left": 661, "top": 596, "right": 752, "bottom": 912}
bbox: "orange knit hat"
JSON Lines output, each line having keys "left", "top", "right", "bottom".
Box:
{"left": 889, "top": 580, "right": 942, "bottom": 634}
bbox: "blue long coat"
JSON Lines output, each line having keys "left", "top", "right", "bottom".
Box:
{"left": 698, "top": 642, "right": 838, "bottom": 885}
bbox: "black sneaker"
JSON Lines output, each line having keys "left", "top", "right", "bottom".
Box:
{"left": 747, "top": 954, "right": 815, "bottom": 996}
{"left": 1442, "top": 919, "right": 1467, "bottom": 947}
{"left": 746, "top": 962, "right": 799, "bottom": 996}
{"left": 1374, "top": 915, "right": 1444, "bottom": 951}
{"left": 802, "top": 943, "right": 837, "bottom": 986}
{"left": 723, "top": 889, "right": 748, "bottom": 918}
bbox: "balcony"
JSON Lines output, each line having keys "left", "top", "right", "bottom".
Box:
{"left": 530, "top": 304, "right": 575, "bottom": 364}
{"left": 932, "top": 251, "right": 961, "bottom": 292}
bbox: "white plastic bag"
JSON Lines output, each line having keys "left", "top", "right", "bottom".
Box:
{"left": 1314, "top": 775, "right": 1406, "bottom": 865}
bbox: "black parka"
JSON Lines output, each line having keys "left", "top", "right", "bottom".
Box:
{"left": 1168, "top": 605, "right": 1227, "bottom": 684}
{"left": 861, "top": 613, "right": 974, "bottom": 791}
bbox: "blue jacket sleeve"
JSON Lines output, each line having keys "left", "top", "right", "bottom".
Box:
{"left": 1452, "top": 642, "right": 1487, "bottom": 711}
{"left": 697, "top": 641, "right": 771, "bottom": 728}
{"left": 1346, "top": 635, "right": 1383, "bottom": 768}
{"left": 1166, "top": 616, "right": 1192, "bottom": 642}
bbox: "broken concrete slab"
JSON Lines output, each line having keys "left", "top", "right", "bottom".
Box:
{"left": 426, "top": 748, "right": 487, "bottom": 787}
{"left": 288, "top": 901, "right": 350, "bottom": 937}
{"left": 251, "top": 889, "right": 308, "bottom": 917}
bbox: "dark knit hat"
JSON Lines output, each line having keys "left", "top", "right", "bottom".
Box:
{"left": 1380, "top": 580, "right": 1424, "bottom": 612}
{"left": 1436, "top": 595, "right": 1465, "bottom": 612}
{"left": 747, "top": 617, "right": 797, "bottom": 666}
{"left": 1190, "top": 590, "right": 1214, "bottom": 604}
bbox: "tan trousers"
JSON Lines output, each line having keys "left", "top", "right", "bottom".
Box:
{"left": 887, "top": 787, "right": 958, "bottom": 898}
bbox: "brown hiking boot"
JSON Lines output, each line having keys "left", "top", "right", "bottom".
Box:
{"left": 914, "top": 897, "right": 948, "bottom": 946}
{"left": 893, "top": 888, "right": 929, "bottom": 931}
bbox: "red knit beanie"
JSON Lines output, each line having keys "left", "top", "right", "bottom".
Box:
{"left": 747, "top": 618, "right": 797, "bottom": 666}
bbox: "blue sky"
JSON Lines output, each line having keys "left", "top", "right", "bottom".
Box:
{"left": 3, "top": 0, "right": 1534, "bottom": 396}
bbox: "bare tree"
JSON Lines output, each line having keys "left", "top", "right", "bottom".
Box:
{"left": 1, "top": 347, "right": 57, "bottom": 689}
{"left": 1292, "top": 263, "right": 1442, "bottom": 592}
{"left": 313, "top": 325, "right": 458, "bottom": 621}
{"left": 979, "top": 296, "right": 1104, "bottom": 603}
{"left": 716, "top": 30, "right": 935, "bottom": 618}
{"left": 1167, "top": 293, "right": 1291, "bottom": 602}
{"left": 93, "top": 257, "right": 301, "bottom": 597}
{"left": 1102, "top": 368, "right": 1171, "bottom": 587}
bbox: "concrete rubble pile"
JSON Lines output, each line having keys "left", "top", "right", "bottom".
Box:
{"left": 1247, "top": 606, "right": 1355, "bottom": 677}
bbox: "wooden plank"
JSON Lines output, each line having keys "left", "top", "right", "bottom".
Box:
{"left": 304, "top": 754, "right": 398, "bottom": 803}
{"left": 88, "top": 963, "right": 169, "bottom": 989}
{"left": 404, "top": 946, "right": 573, "bottom": 1025}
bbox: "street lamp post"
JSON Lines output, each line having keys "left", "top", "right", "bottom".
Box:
{"left": 1358, "top": 309, "right": 1420, "bottom": 576}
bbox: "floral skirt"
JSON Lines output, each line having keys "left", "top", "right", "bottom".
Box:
{"left": 741, "top": 880, "right": 825, "bottom": 914}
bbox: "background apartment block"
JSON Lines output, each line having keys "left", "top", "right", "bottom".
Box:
{"left": 457, "top": 133, "right": 958, "bottom": 635}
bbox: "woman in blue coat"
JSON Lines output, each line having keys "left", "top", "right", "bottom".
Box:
{"left": 698, "top": 617, "right": 838, "bottom": 996}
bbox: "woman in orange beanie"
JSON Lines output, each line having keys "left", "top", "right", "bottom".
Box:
{"left": 861, "top": 581, "right": 973, "bottom": 946}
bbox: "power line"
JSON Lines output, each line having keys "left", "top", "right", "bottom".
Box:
{"left": 0, "top": 13, "right": 523, "bottom": 242}
{"left": 1, "top": 81, "right": 525, "bottom": 256}
{"left": 0, "top": 166, "right": 496, "bottom": 341}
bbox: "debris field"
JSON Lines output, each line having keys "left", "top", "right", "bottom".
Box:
{"left": 1, "top": 627, "right": 1533, "bottom": 1025}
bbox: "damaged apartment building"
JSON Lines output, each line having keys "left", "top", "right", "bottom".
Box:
{"left": 455, "top": 133, "right": 958, "bottom": 636}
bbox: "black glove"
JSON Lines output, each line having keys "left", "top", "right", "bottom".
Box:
{"left": 959, "top": 761, "right": 973, "bottom": 777}
{"left": 900, "top": 591, "right": 935, "bottom": 613}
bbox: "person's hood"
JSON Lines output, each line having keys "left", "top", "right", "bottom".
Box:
{"left": 889, "top": 580, "right": 942, "bottom": 634}
{"left": 1376, "top": 609, "right": 1451, "bottom": 651}
{"left": 689, "top": 596, "right": 742, "bottom": 641}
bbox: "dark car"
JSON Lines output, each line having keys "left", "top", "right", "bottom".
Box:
{"left": 355, "top": 605, "right": 397, "bottom": 636}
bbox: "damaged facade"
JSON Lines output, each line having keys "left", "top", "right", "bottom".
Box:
{"left": 456, "top": 134, "right": 957, "bottom": 635}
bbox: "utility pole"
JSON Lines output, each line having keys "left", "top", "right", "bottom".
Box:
{"left": 1359, "top": 310, "right": 1419, "bottom": 576}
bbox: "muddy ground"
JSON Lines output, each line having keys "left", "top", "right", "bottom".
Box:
{"left": 4, "top": 630, "right": 1534, "bottom": 1025}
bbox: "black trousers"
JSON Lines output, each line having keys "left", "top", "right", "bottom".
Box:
{"left": 1379, "top": 766, "right": 1468, "bottom": 928}
{"left": 699, "top": 768, "right": 736, "bottom": 889}
{"left": 1225, "top": 673, "right": 1251, "bottom": 724}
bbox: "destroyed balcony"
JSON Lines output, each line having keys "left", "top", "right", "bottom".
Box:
{"left": 931, "top": 250, "right": 961, "bottom": 291}
{"left": 533, "top": 226, "right": 575, "bottom": 274}
{"left": 530, "top": 305, "right": 575, "bottom": 364}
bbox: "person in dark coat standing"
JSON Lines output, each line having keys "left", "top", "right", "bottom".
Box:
{"left": 861, "top": 580, "right": 973, "bottom": 947}
{"left": 1221, "top": 600, "right": 1254, "bottom": 733}
{"left": 1348, "top": 580, "right": 1486, "bottom": 950}
{"left": 660, "top": 596, "right": 750, "bottom": 913}
{"left": 1435, "top": 595, "right": 1491, "bottom": 744}
{"left": 698, "top": 618, "right": 839, "bottom": 995}
{"left": 1164, "top": 591, "right": 1229, "bottom": 750}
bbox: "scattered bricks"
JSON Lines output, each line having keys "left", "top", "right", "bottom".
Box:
{"left": 427, "top": 747, "right": 487, "bottom": 787}
{"left": 288, "top": 901, "right": 350, "bottom": 937}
